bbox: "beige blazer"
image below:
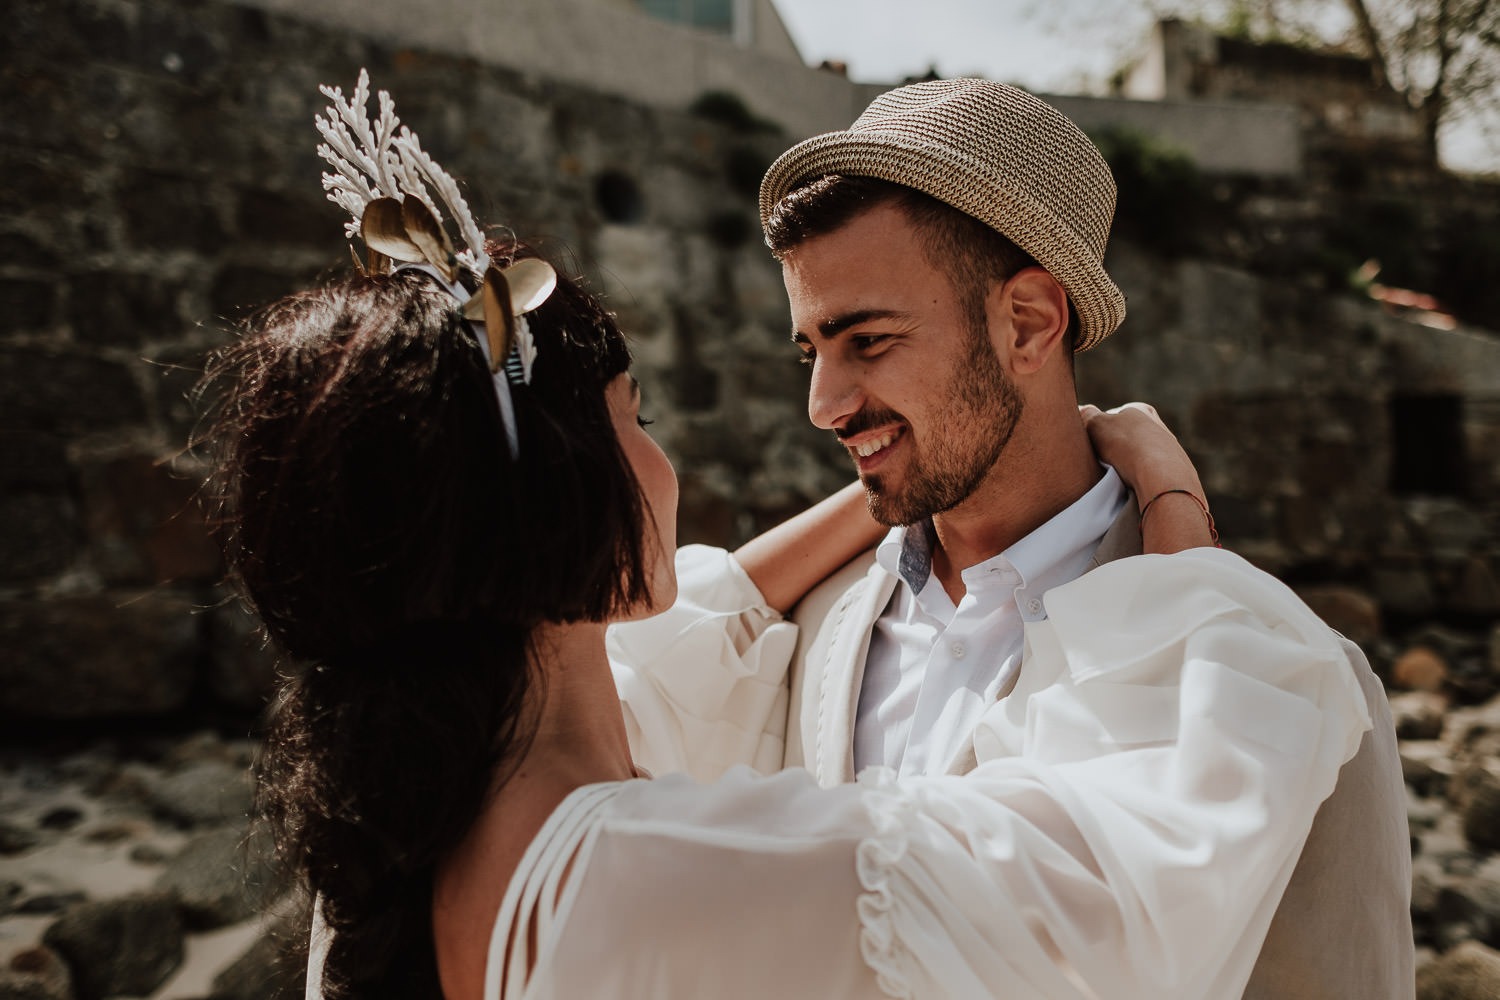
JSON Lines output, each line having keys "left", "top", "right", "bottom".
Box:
{"left": 786, "top": 504, "right": 1413, "bottom": 999}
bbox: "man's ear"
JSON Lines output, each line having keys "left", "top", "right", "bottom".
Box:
{"left": 995, "top": 267, "right": 1070, "bottom": 375}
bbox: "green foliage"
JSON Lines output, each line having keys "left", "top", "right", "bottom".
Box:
{"left": 688, "top": 90, "right": 780, "bottom": 135}
{"left": 1090, "top": 126, "right": 1210, "bottom": 257}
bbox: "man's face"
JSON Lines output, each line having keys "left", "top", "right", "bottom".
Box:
{"left": 782, "top": 202, "right": 1022, "bottom": 526}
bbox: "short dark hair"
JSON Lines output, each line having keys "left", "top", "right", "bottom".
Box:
{"left": 765, "top": 175, "right": 1078, "bottom": 354}
{"left": 197, "top": 242, "right": 651, "bottom": 997}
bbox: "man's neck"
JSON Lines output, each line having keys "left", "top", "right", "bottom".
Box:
{"left": 927, "top": 415, "right": 1101, "bottom": 603}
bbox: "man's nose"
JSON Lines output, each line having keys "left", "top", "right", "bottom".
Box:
{"left": 807, "top": 355, "right": 862, "bottom": 431}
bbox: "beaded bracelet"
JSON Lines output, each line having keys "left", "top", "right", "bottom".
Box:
{"left": 1139, "top": 488, "right": 1221, "bottom": 547}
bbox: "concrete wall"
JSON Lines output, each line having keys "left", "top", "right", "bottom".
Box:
{"left": 1047, "top": 93, "right": 1303, "bottom": 176}
{"left": 225, "top": 0, "right": 862, "bottom": 139}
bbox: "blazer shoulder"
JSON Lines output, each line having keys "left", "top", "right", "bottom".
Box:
{"left": 790, "top": 547, "right": 883, "bottom": 632}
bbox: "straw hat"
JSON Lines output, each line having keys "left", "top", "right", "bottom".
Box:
{"left": 760, "top": 78, "right": 1126, "bottom": 351}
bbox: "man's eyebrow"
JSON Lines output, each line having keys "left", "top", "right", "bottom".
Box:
{"left": 791, "top": 309, "right": 906, "bottom": 342}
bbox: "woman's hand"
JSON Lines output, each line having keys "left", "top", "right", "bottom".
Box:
{"left": 1081, "top": 403, "right": 1219, "bottom": 553}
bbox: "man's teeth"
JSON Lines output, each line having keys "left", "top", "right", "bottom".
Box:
{"left": 854, "top": 431, "right": 896, "bottom": 457}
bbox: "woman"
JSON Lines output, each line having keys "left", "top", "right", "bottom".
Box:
{"left": 201, "top": 74, "right": 1369, "bottom": 1000}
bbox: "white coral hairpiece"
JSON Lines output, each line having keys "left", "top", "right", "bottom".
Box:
{"left": 312, "top": 70, "right": 560, "bottom": 458}
{"left": 315, "top": 69, "right": 488, "bottom": 277}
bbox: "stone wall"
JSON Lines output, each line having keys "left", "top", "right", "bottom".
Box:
{"left": 0, "top": 0, "right": 837, "bottom": 727}
{"left": 5, "top": 0, "right": 1500, "bottom": 993}
{"left": 1083, "top": 246, "right": 1500, "bottom": 689}
{"left": 223, "top": 0, "right": 862, "bottom": 141}
{"left": 1048, "top": 93, "right": 1303, "bottom": 177}
{"left": 3, "top": 0, "right": 1498, "bottom": 724}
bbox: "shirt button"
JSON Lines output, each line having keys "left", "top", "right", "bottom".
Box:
{"left": 1026, "top": 598, "right": 1043, "bottom": 614}
{"left": 950, "top": 641, "right": 966, "bottom": 659}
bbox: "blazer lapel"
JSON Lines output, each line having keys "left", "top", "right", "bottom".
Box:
{"left": 789, "top": 552, "right": 896, "bottom": 786}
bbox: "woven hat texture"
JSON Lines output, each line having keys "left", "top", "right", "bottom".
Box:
{"left": 760, "top": 78, "right": 1126, "bottom": 351}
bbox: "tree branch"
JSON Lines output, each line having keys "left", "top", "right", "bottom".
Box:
{"left": 1342, "top": 0, "right": 1394, "bottom": 90}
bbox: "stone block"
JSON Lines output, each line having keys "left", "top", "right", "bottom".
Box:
{"left": 0, "top": 593, "right": 198, "bottom": 721}
{"left": 0, "top": 149, "right": 85, "bottom": 219}
{"left": 1460, "top": 767, "right": 1500, "bottom": 853}
{"left": 207, "top": 602, "right": 279, "bottom": 712}
{"left": 1452, "top": 557, "right": 1500, "bottom": 617}
{"left": 0, "top": 945, "right": 73, "bottom": 1000}
{"left": 1403, "top": 498, "right": 1491, "bottom": 561}
{"left": 154, "top": 826, "right": 278, "bottom": 929}
{"left": 67, "top": 270, "right": 181, "bottom": 347}
{"left": 79, "top": 453, "right": 221, "bottom": 585}
{"left": 234, "top": 187, "right": 339, "bottom": 247}
{"left": 209, "top": 917, "right": 304, "bottom": 1000}
{"left": 142, "top": 760, "right": 255, "bottom": 829}
{"left": 0, "top": 346, "right": 148, "bottom": 435}
{"left": 1403, "top": 740, "right": 1454, "bottom": 798}
{"left": 0, "top": 277, "right": 56, "bottom": 333}
{"left": 0, "top": 431, "right": 69, "bottom": 490}
{"left": 1295, "top": 584, "right": 1382, "bottom": 647}
{"left": 41, "top": 893, "right": 183, "bottom": 1000}
{"left": 148, "top": 341, "right": 222, "bottom": 445}
{"left": 209, "top": 265, "right": 302, "bottom": 320}
{"left": 675, "top": 472, "right": 736, "bottom": 549}
{"left": 0, "top": 492, "right": 77, "bottom": 583}
{"left": 0, "top": 231, "right": 62, "bottom": 270}
{"left": 1396, "top": 646, "right": 1452, "bottom": 694}
{"left": 117, "top": 169, "right": 228, "bottom": 255}
{"left": 1373, "top": 557, "right": 1438, "bottom": 618}
{"left": 1392, "top": 690, "right": 1450, "bottom": 741}
{"left": 1417, "top": 940, "right": 1500, "bottom": 1000}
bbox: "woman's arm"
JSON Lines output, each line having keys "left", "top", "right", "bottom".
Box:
{"left": 733, "top": 480, "right": 886, "bottom": 613}
{"left": 1082, "top": 402, "right": 1219, "bottom": 554}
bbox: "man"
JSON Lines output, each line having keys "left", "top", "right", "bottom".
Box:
{"left": 612, "top": 79, "right": 1410, "bottom": 998}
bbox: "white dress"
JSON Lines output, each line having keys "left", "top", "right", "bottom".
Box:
{"left": 311, "top": 548, "right": 1372, "bottom": 999}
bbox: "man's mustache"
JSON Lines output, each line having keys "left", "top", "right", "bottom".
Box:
{"left": 835, "top": 408, "right": 904, "bottom": 441}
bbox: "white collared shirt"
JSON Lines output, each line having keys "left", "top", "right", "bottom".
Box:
{"left": 853, "top": 466, "right": 1128, "bottom": 775}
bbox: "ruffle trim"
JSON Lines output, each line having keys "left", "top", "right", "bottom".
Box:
{"left": 854, "top": 768, "right": 918, "bottom": 999}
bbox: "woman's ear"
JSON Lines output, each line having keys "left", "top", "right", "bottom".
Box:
{"left": 995, "top": 267, "right": 1070, "bottom": 376}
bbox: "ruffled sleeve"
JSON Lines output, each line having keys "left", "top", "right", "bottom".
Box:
{"left": 553, "top": 549, "right": 1372, "bottom": 1000}
{"left": 850, "top": 548, "right": 1373, "bottom": 998}
{"left": 606, "top": 545, "right": 798, "bottom": 781}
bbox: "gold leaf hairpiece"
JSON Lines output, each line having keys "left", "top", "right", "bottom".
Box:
{"left": 315, "top": 69, "right": 558, "bottom": 384}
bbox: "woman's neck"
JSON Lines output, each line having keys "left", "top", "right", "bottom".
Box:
{"left": 515, "top": 619, "right": 636, "bottom": 787}
{"left": 432, "top": 619, "right": 635, "bottom": 1000}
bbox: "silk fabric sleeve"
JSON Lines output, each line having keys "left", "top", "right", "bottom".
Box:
{"left": 559, "top": 550, "right": 1370, "bottom": 999}
{"left": 606, "top": 545, "right": 798, "bottom": 780}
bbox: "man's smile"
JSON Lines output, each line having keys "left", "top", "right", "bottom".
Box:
{"left": 841, "top": 425, "right": 905, "bottom": 471}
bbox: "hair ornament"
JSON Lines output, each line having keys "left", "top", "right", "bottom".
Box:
{"left": 315, "top": 70, "right": 556, "bottom": 453}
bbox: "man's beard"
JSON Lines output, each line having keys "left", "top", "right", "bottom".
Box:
{"left": 854, "top": 330, "right": 1022, "bottom": 527}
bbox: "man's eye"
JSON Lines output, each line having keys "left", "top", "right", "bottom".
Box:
{"left": 852, "top": 334, "right": 887, "bottom": 351}
{"left": 797, "top": 349, "right": 816, "bottom": 368}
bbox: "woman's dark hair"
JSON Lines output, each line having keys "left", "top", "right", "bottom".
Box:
{"left": 198, "top": 242, "right": 649, "bottom": 997}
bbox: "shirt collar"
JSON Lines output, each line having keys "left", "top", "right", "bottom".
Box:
{"left": 874, "top": 465, "right": 1128, "bottom": 598}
